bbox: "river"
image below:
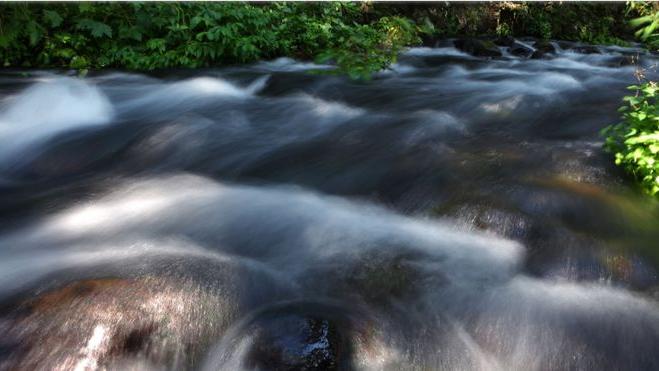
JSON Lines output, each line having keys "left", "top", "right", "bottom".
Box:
{"left": 0, "top": 39, "right": 658, "bottom": 370}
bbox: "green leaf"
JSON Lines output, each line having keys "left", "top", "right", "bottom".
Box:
{"left": 78, "top": 3, "right": 93, "bottom": 13}
{"left": 642, "top": 19, "right": 659, "bottom": 40}
{"left": 630, "top": 15, "right": 655, "bottom": 28}
{"left": 26, "top": 21, "right": 42, "bottom": 46}
{"left": 77, "top": 19, "right": 112, "bottom": 38}
{"left": 43, "top": 10, "right": 63, "bottom": 28}
{"left": 119, "top": 26, "right": 143, "bottom": 41}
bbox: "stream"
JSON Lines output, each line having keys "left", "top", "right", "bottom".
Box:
{"left": 0, "top": 39, "right": 658, "bottom": 370}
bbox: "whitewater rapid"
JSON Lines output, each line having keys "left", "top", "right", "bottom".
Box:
{"left": 0, "top": 40, "right": 658, "bottom": 370}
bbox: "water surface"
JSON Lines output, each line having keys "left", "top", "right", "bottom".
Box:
{"left": 0, "top": 41, "right": 658, "bottom": 370}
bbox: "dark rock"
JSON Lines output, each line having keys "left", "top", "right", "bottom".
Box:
{"left": 0, "top": 257, "right": 288, "bottom": 371}
{"left": 530, "top": 50, "right": 546, "bottom": 59}
{"left": 519, "top": 36, "right": 538, "bottom": 43}
{"left": 259, "top": 72, "right": 321, "bottom": 97}
{"left": 510, "top": 42, "right": 534, "bottom": 58}
{"left": 421, "top": 34, "right": 441, "bottom": 48}
{"left": 453, "top": 38, "right": 502, "bottom": 58}
{"left": 534, "top": 40, "right": 557, "bottom": 54}
{"left": 495, "top": 36, "right": 515, "bottom": 47}
{"left": 573, "top": 45, "right": 601, "bottom": 54}
{"left": 342, "top": 250, "right": 425, "bottom": 303}
{"left": 558, "top": 40, "right": 577, "bottom": 50}
{"left": 247, "top": 316, "right": 340, "bottom": 370}
{"left": 303, "top": 247, "right": 447, "bottom": 306}
{"left": 606, "top": 55, "right": 637, "bottom": 67}
{"left": 243, "top": 303, "right": 354, "bottom": 371}
{"left": 0, "top": 278, "right": 225, "bottom": 369}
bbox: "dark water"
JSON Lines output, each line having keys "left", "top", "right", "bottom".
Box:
{"left": 0, "top": 41, "right": 658, "bottom": 370}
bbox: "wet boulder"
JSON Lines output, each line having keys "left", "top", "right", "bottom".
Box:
{"left": 558, "top": 40, "right": 577, "bottom": 50}
{"left": 510, "top": 42, "right": 535, "bottom": 58}
{"left": 246, "top": 314, "right": 343, "bottom": 370}
{"left": 531, "top": 40, "right": 557, "bottom": 59}
{"left": 302, "top": 248, "right": 447, "bottom": 306}
{"left": 208, "top": 302, "right": 360, "bottom": 371}
{"left": 453, "top": 38, "right": 502, "bottom": 58}
{"left": 606, "top": 55, "right": 637, "bottom": 67}
{"left": 534, "top": 40, "right": 557, "bottom": 54}
{"left": 530, "top": 50, "right": 545, "bottom": 59}
{"left": 421, "top": 34, "right": 442, "bottom": 48}
{"left": 258, "top": 72, "right": 323, "bottom": 98}
{"left": 340, "top": 250, "right": 426, "bottom": 304}
{"left": 0, "top": 252, "right": 295, "bottom": 370}
{"left": 0, "top": 277, "right": 229, "bottom": 370}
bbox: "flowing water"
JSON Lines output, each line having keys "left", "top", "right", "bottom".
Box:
{"left": 0, "top": 40, "right": 658, "bottom": 370}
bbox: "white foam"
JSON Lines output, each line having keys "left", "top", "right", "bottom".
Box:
{"left": 1, "top": 174, "right": 523, "bottom": 286}
{"left": 257, "top": 57, "right": 335, "bottom": 72}
{"left": 405, "top": 110, "right": 466, "bottom": 144}
{"left": 118, "top": 76, "right": 266, "bottom": 113}
{"left": 404, "top": 47, "right": 473, "bottom": 58}
{"left": 0, "top": 77, "right": 113, "bottom": 160}
{"left": 383, "top": 63, "right": 418, "bottom": 75}
{"left": 167, "top": 76, "right": 269, "bottom": 97}
{"left": 2, "top": 174, "right": 658, "bottom": 369}
{"left": 295, "top": 94, "right": 363, "bottom": 119}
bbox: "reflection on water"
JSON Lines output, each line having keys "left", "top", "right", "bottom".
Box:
{"left": 0, "top": 40, "right": 658, "bottom": 370}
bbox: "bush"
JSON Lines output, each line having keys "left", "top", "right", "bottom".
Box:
{"left": 376, "top": 2, "right": 632, "bottom": 43}
{"left": 0, "top": 2, "right": 420, "bottom": 78}
{"left": 0, "top": 2, "right": 640, "bottom": 77}
{"left": 602, "top": 83, "right": 659, "bottom": 196}
{"left": 627, "top": 1, "right": 659, "bottom": 50}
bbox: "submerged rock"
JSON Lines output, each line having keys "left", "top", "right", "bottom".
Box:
{"left": 0, "top": 277, "right": 228, "bottom": 370}
{"left": 606, "top": 55, "right": 637, "bottom": 67}
{"left": 0, "top": 252, "right": 294, "bottom": 370}
{"left": 453, "top": 38, "right": 502, "bottom": 57}
{"left": 245, "top": 314, "right": 343, "bottom": 370}
{"left": 206, "top": 301, "right": 362, "bottom": 371}
{"left": 310, "top": 249, "right": 432, "bottom": 305}
{"left": 557, "top": 40, "right": 577, "bottom": 50}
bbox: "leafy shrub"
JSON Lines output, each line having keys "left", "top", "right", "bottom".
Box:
{"left": 627, "top": 1, "right": 659, "bottom": 50}
{"left": 316, "top": 15, "right": 419, "bottom": 79}
{"left": 0, "top": 2, "right": 419, "bottom": 78}
{"left": 0, "top": 2, "right": 640, "bottom": 77}
{"left": 381, "top": 2, "right": 633, "bottom": 42}
{"left": 602, "top": 83, "right": 659, "bottom": 196}
{"left": 500, "top": 2, "right": 630, "bottom": 43}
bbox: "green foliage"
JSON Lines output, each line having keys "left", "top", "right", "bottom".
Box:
{"left": 602, "top": 2, "right": 659, "bottom": 196}
{"left": 502, "top": 2, "right": 630, "bottom": 43}
{"left": 0, "top": 2, "right": 640, "bottom": 77}
{"left": 376, "top": 2, "right": 633, "bottom": 43}
{"left": 602, "top": 82, "right": 659, "bottom": 197}
{"left": 627, "top": 1, "right": 659, "bottom": 49}
{"left": 0, "top": 2, "right": 420, "bottom": 78}
{"left": 316, "top": 15, "right": 420, "bottom": 79}
{"left": 496, "top": 22, "right": 512, "bottom": 37}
